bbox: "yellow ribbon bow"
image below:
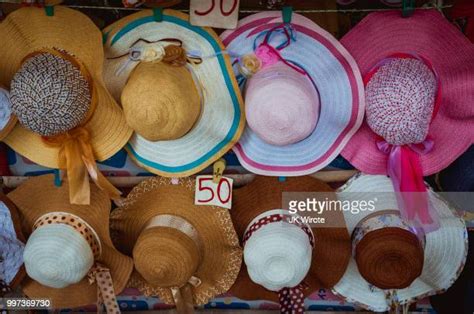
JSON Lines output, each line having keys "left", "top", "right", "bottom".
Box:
{"left": 88, "top": 263, "right": 121, "bottom": 314}
{"left": 43, "top": 127, "right": 122, "bottom": 205}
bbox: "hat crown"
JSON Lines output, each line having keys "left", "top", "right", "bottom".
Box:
{"left": 10, "top": 52, "right": 91, "bottom": 136}
{"left": 23, "top": 224, "right": 94, "bottom": 289}
{"left": 0, "top": 201, "right": 24, "bottom": 286}
{"left": 244, "top": 220, "right": 312, "bottom": 291}
{"left": 365, "top": 58, "right": 437, "bottom": 145}
{"left": 245, "top": 62, "right": 320, "bottom": 146}
{"left": 121, "top": 62, "right": 201, "bottom": 141}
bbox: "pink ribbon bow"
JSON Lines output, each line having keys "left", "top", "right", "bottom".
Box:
{"left": 377, "top": 138, "right": 440, "bottom": 235}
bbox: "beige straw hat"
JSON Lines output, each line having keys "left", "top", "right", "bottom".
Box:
{"left": 8, "top": 174, "right": 134, "bottom": 311}
{"left": 0, "top": 7, "right": 132, "bottom": 204}
{"left": 111, "top": 177, "right": 242, "bottom": 310}
{"left": 103, "top": 9, "right": 245, "bottom": 177}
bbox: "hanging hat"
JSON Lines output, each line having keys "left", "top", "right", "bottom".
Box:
{"left": 220, "top": 11, "right": 365, "bottom": 176}
{"left": 103, "top": 9, "right": 245, "bottom": 177}
{"left": 7, "top": 175, "right": 134, "bottom": 311}
{"left": 340, "top": 10, "right": 474, "bottom": 231}
{"left": 0, "top": 7, "right": 133, "bottom": 205}
{"left": 332, "top": 174, "right": 468, "bottom": 312}
{"left": 229, "top": 176, "right": 351, "bottom": 313}
{"left": 0, "top": 85, "right": 17, "bottom": 141}
{"left": 0, "top": 193, "right": 26, "bottom": 296}
{"left": 110, "top": 177, "right": 242, "bottom": 311}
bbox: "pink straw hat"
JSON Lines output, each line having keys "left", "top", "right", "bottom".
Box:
{"left": 221, "top": 11, "right": 364, "bottom": 176}
{"left": 341, "top": 9, "right": 474, "bottom": 176}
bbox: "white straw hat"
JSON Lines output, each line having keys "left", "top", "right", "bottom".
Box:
{"left": 332, "top": 174, "right": 468, "bottom": 312}
{"left": 103, "top": 9, "right": 245, "bottom": 177}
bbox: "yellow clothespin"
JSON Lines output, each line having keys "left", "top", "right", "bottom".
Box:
{"left": 213, "top": 158, "right": 226, "bottom": 184}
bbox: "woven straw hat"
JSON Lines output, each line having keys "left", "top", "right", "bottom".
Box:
{"left": 7, "top": 174, "right": 133, "bottom": 310}
{"left": 332, "top": 174, "right": 468, "bottom": 312}
{"left": 0, "top": 86, "right": 17, "bottom": 141}
{"left": 110, "top": 177, "right": 242, "bottom": 308}
{"left": 103, "top": 9, "right": 245, "bottom": 177}
{"left": 0, "top": 7, "right": 132, "bottom": 169}
{"left": 340, "top": 10, "right": 474, "bottom": 176}
{"left": 221, "top": 11, "right": 364, "bottom": 176}
{"left": 229, "top": 176, "right": 351, "bottom": 307}
{"left": 0, "top": 193, "right": 26, "bottom": 295}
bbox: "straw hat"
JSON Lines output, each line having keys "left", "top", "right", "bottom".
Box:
{"left": 0, "top": 85, "right": 17, "bottom": 141}
{"left": 7, "top": 174, "right": 134, "bottom": 310}
{"left": 220, "top": 11, "right": 365, "bottom": 176}
{"left": 332, "top": 174, "right": 468, "bottom": 312}
{"left": 340, "top": 10, "right": 474, "bottom": 176}
{"left": 110, "top": 177, "right": 242, "bottom": 309}
{"left": 229, "top": 176, "right": 351, "bottom": 312}
{"left": 103, "top": 9, "right": 245, "bottom": 177}
{"left": 0, "top": 193, "right": 26, "bottom": 295}
{"left": 0, "top": 7, "right": 132, "bottom": 204}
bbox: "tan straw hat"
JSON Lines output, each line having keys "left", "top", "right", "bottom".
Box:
{"left": 0, "top": 193, "right": 26, "bottom": 296}
{"left": 333, "top": 174, "right": 468, "bottom": 312}
{"left": 229, "top": 176, "right": 351, "bottom": 312}
{"left": 0, "top": 7, "right": 132, "bottom": 204}
{"left": 103, "top": 9, "right": 245, "bottom": 177}
{"left": 8, "top": 174, "right": 134, "bottom": 311}
{"left": 110, "top": 177, "right": 242, "bottom": 311}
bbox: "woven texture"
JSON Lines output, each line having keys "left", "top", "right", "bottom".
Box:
{"left": 10, "top": 53, "right": 91, "bottom": 136}
{"left": 365, "top": 58, "right": 436, "bottom": 145}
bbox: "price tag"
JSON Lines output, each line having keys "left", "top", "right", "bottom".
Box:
{"left": 195, "top": 175, "right": 233, "bottom": 209}
{"left": 190, "top": 0, "right": 240, "bottom": 29}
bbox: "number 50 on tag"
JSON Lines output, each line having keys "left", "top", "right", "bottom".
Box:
{"left": 195, "top": 175, "right": 233, "bottom": 209}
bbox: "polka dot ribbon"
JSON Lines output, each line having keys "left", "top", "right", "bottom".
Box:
{"left": 87, "top": 263, "right": 120, "bottom": 314}
{"left": 34, "top": 212, "right": 119, "bottom": 314}
{"left": 278, "top": 282, "right": 308, "bottom": 314}
{"left": 242, "top": 214, "right": 314, "bottom": 247}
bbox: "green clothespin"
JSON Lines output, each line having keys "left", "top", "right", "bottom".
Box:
{"left": 278, "top": 176, "right": 287, "bottom": 182}
{"left": 153, "top": 7, "right": 163, "bottom": 22}
{"left": 282, "top": 6, "right": 293, "bottom": 24}
{"left": 54, "top": 169, "right": 62, "bottom": 187}
{"left": 45, "top": 5, "right": 54, "bottom": 17}
{"left": 402, "top": 0, "right": 415, "bottom": 18}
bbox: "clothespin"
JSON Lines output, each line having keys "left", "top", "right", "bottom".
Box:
{"left": 171, "top": 177, "right": 180, "bottom": 185}
{"left": 45, "top": 5, "right": 54, "bottom": 16}
{"left": 213, "top": 159, "right": 226, "bottom": 184}
{"left": 282, "top": 6, "right": 293, "bottom": 24}
{"left": 153, "top": 7, "right": 163, "bottom": 22}
{"left": 54, "top": 169, "right": 62, "bottom": 187}
{"left": 278, "top": 176, "right": 286, "bottom": 182}
{"left": 402, "top": 0, "right": 414, "bottom": 18}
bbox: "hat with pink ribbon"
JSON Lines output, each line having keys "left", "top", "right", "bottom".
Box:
{"left": 221, "top": 9, "right": 365, "bottom": 176}
{"left": 340, "top": 9, "right": 474, "bottom": 235}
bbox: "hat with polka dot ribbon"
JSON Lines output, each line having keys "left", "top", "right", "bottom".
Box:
{"left": 7, "top": 174, "right": 133, "bottom": 312}
{"left": 0, "top": 7, "right": 133, "bottom": 205}
{"left": 340, "top": 10, "right": 474, "bottom": 234}
{"left": 0, "top": 193, "right": 26, "bottom": 296}
{"left": 229, "top": 176, "right": 351, "bottom": 313}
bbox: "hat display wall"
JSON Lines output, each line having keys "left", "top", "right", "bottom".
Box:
{"left": 103, "top": 9, "right": 245, "bottom": 177}
{"left": 220, "top": 11, "right": 365, "bottom": 176}
{"left": 0, "top": 7, "right": 132, "bottom": 205}
{"left": 340, "top": 10, "right": 474, "bottom": 231}
{"left": 0, "top": 86, "right": 17, "bottom": 141}
{"left": 7, "top": 175, "right": 134, "bottom": 311}
{"left": 110, "top": 177, "right": 242, "bottom": 311}
{"left": 0, "top": 194, "right": 26, "bottom": 296}
{"left": 332, "top": 174, "right": 468, "bottom": 312}
{"left": 229, "top": 176, "right": 351, "bottom": 313}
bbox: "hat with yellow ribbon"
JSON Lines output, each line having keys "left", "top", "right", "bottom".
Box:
{"left": 0, "top": 6, "right": 133, "bottom": 205}
{"left": 103, "top": 9, "right": 245, "bottom": 177}
{"left": 110, "top": 177, "right": 242, "bottom": 312}
{"left": 7, "top": 174, "right": 134, "bottom": 312}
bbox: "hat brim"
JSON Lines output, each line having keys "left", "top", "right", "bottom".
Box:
{"left": 7, "top": 175, "right": 133, "bottom": 309}
{"left": 0, "top": 6, "right": 132, "bottom": 169}
{"left": 229, "top": 176, "right": 351, "bottom": 300}
{"left": 332, "top": 174, "right": 468, "bottom": 311}
{"left": 340, "top": 10, "right": 474, "bottom": 175}
{"left": 220, "top": 12, "right": 364, "bottom": 176}
{"left": 103, "top": 10, "right": 245, "bottom": 177}
{"left": 110, "top": 177, "right": 242, "bottom": 305}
